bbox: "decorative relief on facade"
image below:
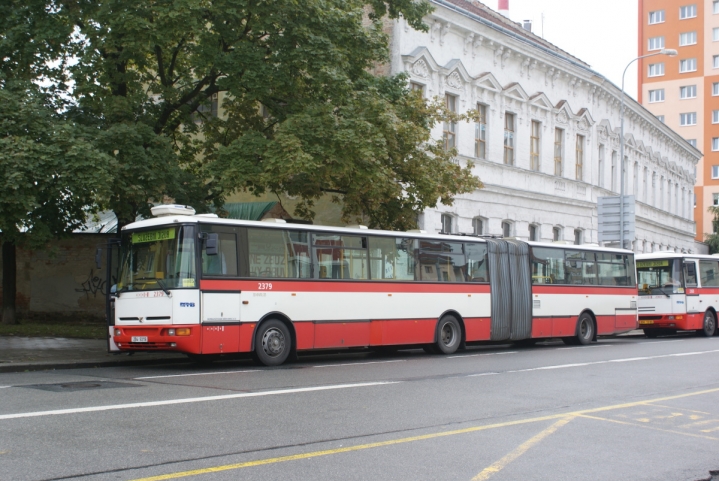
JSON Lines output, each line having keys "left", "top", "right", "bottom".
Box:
{"left": 501, "top": 49, "right": 511, "bottom": 68}
{"left": 431, "top": 20, "right": 441, "bottom": 43}
{"left": 555, "top": 180, "right": 567, "bottom": 191}
{"left": 578, "top": 118, "right": 589, "bottom": 132}
{"left": 447, "top": 71, "right": 462, "bottom": 89}
{"left": 545, "top": 67, "right": 555, "bottom": 87}
{"left": 472, "top": 35, "right": 483, "bottom": 58}
{"left": 440, "top": 23, "right": 450, "bottom": 46}
{"left": 520, "top": 57, "right": 530, "bottom": 77}
{"left": 556, "top": 110, "right": 569, "bottom": 125}
{"left": 464, "top": 33, "right": 474, "bottom": 55}
{"left": 412, "top": 59, "right": 429, "bottom": 78}
{"left": 494, "top": 46, "right": 504, "bottom": 66}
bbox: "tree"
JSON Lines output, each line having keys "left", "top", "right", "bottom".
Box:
{"left": 705, "top": 206, "right": 719, "bottom": 254}
{"left": 59, "top": 0, "right": 479, "bottom": 229}
{"left": 0, "top": 83, "right": 113, "bottom": 324}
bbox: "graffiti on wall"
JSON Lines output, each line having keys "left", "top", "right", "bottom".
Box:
{"left": 75, "top": 269, "right": 107, "bottom": 298}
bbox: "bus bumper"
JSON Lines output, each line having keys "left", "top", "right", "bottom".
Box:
{"left": 638, "top": 314, "right": 700, "bottom": 331}
{"left": 112, "top": 325, "right": 201, "bottom": 353}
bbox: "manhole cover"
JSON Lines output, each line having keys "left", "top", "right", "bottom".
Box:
{"left": 23, "top": 381, "right": 140, "bottom": 392}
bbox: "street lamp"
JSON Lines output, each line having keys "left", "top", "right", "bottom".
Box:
{"left": 619, "top": 48, "right": 678, "bottom": 250}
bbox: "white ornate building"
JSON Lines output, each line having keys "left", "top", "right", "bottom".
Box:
{"left": 388, "top": 0, "right": 703, "bottom": 253}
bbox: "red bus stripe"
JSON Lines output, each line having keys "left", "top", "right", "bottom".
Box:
{"left": 200, "top": 279, "right": 491, "bottom": 294}
{"left": 532, "top": 285, "right": 636, "bottom": 295}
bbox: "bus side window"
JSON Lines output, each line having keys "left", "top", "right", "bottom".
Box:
{"left": 201, "top": 232, "right": 238, "bottom": 277}
{"left": 684, "top": 261, "right": 698, "bottom": 287}
{"left": 531, "top": 247, "right": 566, "bottom": 284}
{"left": 368, "top": 237, "right": 415, "bottom": 281}
{"left": 465, "top": 243, "right": 489, "bottom": 282}
{"left": 700, "top": 260, "right": 719, "bottom": 287}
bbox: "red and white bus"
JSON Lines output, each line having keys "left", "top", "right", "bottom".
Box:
{"left": 108, "top": 205, "right": 638, "bottom": 365}
{"left": 636, "top": 253, "right": 719, "bottom": 337}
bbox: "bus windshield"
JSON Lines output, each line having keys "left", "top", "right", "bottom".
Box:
{"left": 636, "top": 258, "right": 683, "bottom": 295}
{"left": 117, "top": 226, "right": 197, "bottom": 292}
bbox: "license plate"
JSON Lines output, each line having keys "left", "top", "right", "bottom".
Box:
{"left": 639, "top": 320, "right": 654, "bottom": 325}
{"left": 131, "top": 336, "right": 148, "bottom": 343}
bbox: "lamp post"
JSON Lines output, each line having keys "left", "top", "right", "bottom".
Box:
{"left": 619, "top": 48, "right": 677, "bottom": 250}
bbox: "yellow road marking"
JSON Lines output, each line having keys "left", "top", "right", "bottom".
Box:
{"left": 130, "top": 387, "right": 719, "bottom": 481}
{"left": 471, "top": 416, "right": 575, "bottom": 481}
{"left": 578, "top": 414, "right": 719, "bottom": 441}
{"left": 645, "top": 403, "right": 710, "bottom": 415}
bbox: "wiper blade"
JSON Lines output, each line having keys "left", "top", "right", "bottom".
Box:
{"left": 156, "top": 279, "right": 172, "bottom": 297}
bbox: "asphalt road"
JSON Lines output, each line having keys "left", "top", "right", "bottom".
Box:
{"left": 2, "top": 334, "right": 719, "bottom": 481}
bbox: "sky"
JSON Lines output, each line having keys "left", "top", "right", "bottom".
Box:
{"left": 484, "top": 0, "right": 640, "bottom": 98}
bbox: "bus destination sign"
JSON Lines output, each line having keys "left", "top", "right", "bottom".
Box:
{"left": 636, "top": 260, "right": 669, "bottom": 268}
{"left": 132, "top": 228, "right": 175, "bottom": 244}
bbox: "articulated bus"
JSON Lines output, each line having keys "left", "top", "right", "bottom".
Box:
{"left": 108, "top": 205, "right": 638, "bottom": 366}
{"left": 636, "top": 253, "right": 719, "bottom": 337}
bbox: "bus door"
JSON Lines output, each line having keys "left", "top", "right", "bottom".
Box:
{"left": 684, "top": 260, "right": 700, "bottom": 316}
{"left": 200, "top": 229, "right": 241, "bottom": 354}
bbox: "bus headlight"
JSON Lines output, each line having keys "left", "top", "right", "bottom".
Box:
{"left": 167, "top": 329, "right": 175, "bottom": 336}
{"left": 114, "top": 329, "right": 122, "bottom": 336}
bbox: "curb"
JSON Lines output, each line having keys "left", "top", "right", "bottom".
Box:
{"left": 0, "top": 356, "right": 190, "bottom": 373}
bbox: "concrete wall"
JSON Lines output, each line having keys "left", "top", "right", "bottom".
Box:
{"left": 0, "top": 234, "right": 116, "bottom": 321}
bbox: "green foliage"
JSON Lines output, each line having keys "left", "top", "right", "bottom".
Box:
{"left": 705, "top": 206, "right": 719, "bottom": 254}
{"left": 3, "top": 0, "right": 479, "bottom": 231}
{"left": 0, "top": 82, "right": 113, "bottom": 246}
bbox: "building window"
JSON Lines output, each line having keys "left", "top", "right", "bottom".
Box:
{"left": 714, "top": 83, "right": 719, "bottom": 96}
{"left": 649, "top": 63, "right": 665, "bottom": 77}
{"left": 552, "top": 227, "right": 561, "bottom": 242}
{"left": 410, "top": 82, "right": 425, "bottom": 96}
{"left": 714, "top": 55, "right": 719, "bottom": 69}
{"left": 192, "top": 93, "right": 219, "bottom": 123}
{"left": 657, "top": 115, "right": 665, "bottom": 123}
{"left": 714, "top": 28, "right": 719, "bottom": 41}
{"left": 529, "top": 224, "right": 539, "bottom": 241}
{"left": 680, "top": 5, "right": 697, "bottom": 19}
{"left": 715, "top": 0, "right": 719, "bottom": 14}
{"left": 680, "top": 85, "right": 697, "bottom": 98}
{"left": 441, "top": 214, "right": 453, "bottom": 234}
{"left": 649, "top": 10, "right": 665, "bottom": 24}
{"left": 713, "top": 138, "right": 719, "bottom": 151}
{"left": 611, "top": 151, "right": 618, "bottom": 192}
{"left": 649, "top": 89, "right": 665, "bottom": 102}
{"left": 649, "top": 36, "right": 665, "bottom": 50}
{"left": 687, "top": 139, "right": 697, "bottom": 147}
{"left": 443, "top": 94, "right": 457, "bottom": 151}
{"left": 475, "top": 103, "right": 487, "bottom": 159}
{"left": 554, "top": 128, "right": 563, "bottom": 176}
{"left": 502, "top": 221, "right": 512, "bottom": 238}
{"left": 598, "top": 145, "right": 605, "bottom": 188}
{"left": 714, "top": 111, "right": 719, "bottom": 124}
{"left": 575, "top": 134, "right": 584, "bottom": 181}
{"left": 679, "top": 31, "right": 697, "bottom": 46}
{"left": 504, "top": 112, "right": 515, "bottom": 165}
{"left": 714, "top": 193, "right": 719, "bottom": 206}
{"left": 712, "top": 166, "right": 719, "bottom": 179}
{"left": 679, "top": 58, "right": 697, "bottom": 73}
{"left": 530, "top": 120, "right": 541, "bottom": 171}
{"left": 574, "top": 229, "right": 583, "bottom": 245}
{"left": 680, "top": 112, "right": 697, "bottom": 125}
{"left": 472, "top": 217, "right": 484, "bottom": 235}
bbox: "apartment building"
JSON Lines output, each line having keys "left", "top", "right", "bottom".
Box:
{"left": 638, "top": 0, "right": 719, "bottom": 241}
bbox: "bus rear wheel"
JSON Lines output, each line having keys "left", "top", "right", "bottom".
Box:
{"left": 435, "top": 315, "right": 461, "bottom": 354}
{"left": 254, "top": 319, "right": 291, "bottom": 366}
{"left": 643, "top": 328, "right": 659, "bottom": 338}
{"left": 698, "top": 311, "right": 717, "bottom": 337}
{"left": 565, "top": 313, "right": 594, "bottom": 346}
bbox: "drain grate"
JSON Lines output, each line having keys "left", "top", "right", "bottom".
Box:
{"left": 22, "top": 381, "right": 141, "bottom": 392}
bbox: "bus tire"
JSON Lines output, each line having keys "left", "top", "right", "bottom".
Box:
{"left": 643, "top": 329, "right": 659, "bottom": 338}
{"left": 574, "top": 313, "right": 595, "bottom": 346}
{"left": 435, "top": 315, "right": 461, "bottom": 354}
{"left": 254, "top": 319, "right": 291, "bottom": 366}
{"left": 698, "top": 311, "right": 717, "bottom": 337}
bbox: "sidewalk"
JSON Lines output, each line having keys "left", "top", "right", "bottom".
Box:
{"left": 0, "top": 336, "right": 188, "bottom": 373}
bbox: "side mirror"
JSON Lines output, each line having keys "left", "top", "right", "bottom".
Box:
{"left": 206, "top": 233, "right": 219, "bottom": 256}
{"left": 95, "top": 248, "right": 102, "bottom": 270}
{"left": 685, "top": 262, "right": 696, "bottom": 278}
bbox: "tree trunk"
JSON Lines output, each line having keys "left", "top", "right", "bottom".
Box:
{"left": 1, "top": 240, "right": 17, "bottom": 325}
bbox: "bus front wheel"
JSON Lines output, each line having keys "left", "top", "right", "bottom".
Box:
{"left": 698, "top": 311, "right": 717, "bottom": 337}
{"left": 254, "top": 319, "right": 292, "bottom": 366}
{"left": 435, "top": 315, "right": 461, "bottom": 354}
